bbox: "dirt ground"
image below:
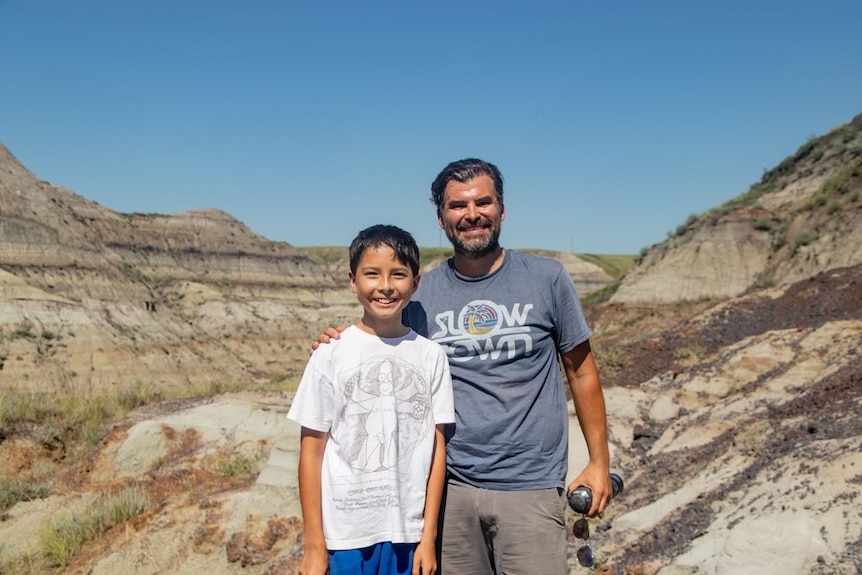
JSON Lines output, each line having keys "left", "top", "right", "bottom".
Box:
{"left": 583, "top": 264, "right": 862, "bottom": 571}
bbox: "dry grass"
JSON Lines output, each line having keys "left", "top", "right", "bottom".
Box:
{"left": 39, "top": 486, "right": 150, "bottom": 568}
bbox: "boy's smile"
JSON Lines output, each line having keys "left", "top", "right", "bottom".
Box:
{"left": 349, "top": 245, "right": 419, "bottom": 337}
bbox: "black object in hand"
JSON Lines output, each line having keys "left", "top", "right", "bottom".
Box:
{"left": 567, "top": 473, "right": 624, "bottom": 514}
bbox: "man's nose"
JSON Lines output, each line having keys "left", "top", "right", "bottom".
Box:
{"left": 464, "top": 203, "right": 481, "bottom": 220}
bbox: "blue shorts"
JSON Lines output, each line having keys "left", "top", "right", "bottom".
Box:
{"left": 329, "top": 542, "right": 416, "bottom": 575}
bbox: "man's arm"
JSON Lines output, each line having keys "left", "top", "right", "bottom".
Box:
{"left": 298, "top": 428, "right": 329, "bottom": 575}
{"left": 561, "top": 339, "right": 612, "bottom": 517}
{"left": 413, "top": 424, "right": 446, "bottom": 575}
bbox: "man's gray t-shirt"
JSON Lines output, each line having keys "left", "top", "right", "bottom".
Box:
{"left": 403, "top": 249, "right": 591, "bottom": 490}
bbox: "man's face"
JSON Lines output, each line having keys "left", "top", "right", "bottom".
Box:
{"left": 438, "top": 174, "right": 505, "bottom": 258}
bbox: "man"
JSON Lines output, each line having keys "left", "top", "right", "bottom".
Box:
{"left": 319, "top": 158, "right": 611, "bottom": 574}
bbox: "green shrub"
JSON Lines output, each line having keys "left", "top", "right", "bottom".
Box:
{"left": 594, "top": 347, "right": 627, "bottom": 369}
{"left": 826, "top": 200, "right": 842, "bottom": 214}
{"left": 219, "top": 450, "right": 266, "bottom": 477}
{"left": 794, "top": 231, "right": 814, "bottom": 248}
{"left": 755, "top": 275, "right": 775, "bottom": 289}
{"left": 220, "top": 456, "right": 256, "bottom": 477}
{"left": 674, "top": 345, "right": 706, "bottom": 361}
{"left": 10, "top": 324, "right": 35, "bottom": 340}
{"left": 754, "top": 218, "right": 773, "bottom": 231}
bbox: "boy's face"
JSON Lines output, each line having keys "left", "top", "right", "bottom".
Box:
{"left": 349, "top": 245, "right": 419, "bottom": 327}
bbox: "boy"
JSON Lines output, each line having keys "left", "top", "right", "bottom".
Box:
{"left": 288, "top": 224, "right": 454, "bottom": 575}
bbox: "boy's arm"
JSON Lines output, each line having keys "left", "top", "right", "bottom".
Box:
{"left": 561, "top": 339, "right": 612, "bottom": 517}
{"left": 298, "top": 427, "right": 329, "bottom": 575}
{"left": 413, "top": 424, "right": 446, "bottom": 575}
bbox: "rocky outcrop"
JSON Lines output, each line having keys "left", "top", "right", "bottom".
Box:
{"left": 0, "top": 143, "right": 324, "bottom": 286}
{"left": 613, "top": 113, "right": 862, "bottom": 303}
{"left": 0, "top": 142, "right": 358, "bottom": 396}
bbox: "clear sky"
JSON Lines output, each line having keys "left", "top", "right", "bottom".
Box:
{"left": 2, "top": 1, "right": 860, "bottom": 255}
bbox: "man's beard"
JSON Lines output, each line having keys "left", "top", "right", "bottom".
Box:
{"left": 446, "top": 224, "right": 501, "bottom": 259}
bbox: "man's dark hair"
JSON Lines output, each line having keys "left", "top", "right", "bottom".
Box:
{"left": 349, "top": 224, "right": 420, "bottom": 276}
{"left": 430, "top": 158, "right": 504, "bottom": 212}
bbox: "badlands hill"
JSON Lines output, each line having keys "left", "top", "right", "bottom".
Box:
{"left": 613, "top": 112, "right": 862, "bottom": 303}
{"left": 0, "top": 112, "right": 861, "bottom": 575}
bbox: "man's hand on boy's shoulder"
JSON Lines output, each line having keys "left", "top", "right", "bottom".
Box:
{"left": 310, "top": 325, "right": 347, "bottom": 354}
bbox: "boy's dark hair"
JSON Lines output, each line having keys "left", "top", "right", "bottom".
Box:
{"left": 430, "top": 158, "right": 504, "bottom": 213}
{"left": 349, "top": 224, "right": 420, "bottom": 276}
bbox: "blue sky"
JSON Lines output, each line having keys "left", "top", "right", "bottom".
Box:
{"left": 2, "top": 1, "right": 861, "bottom": 255}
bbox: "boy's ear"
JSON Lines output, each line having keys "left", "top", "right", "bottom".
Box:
{"left": 412, "top": 274, "right": 421, "bottom": 292}
{"left": 348, "top": 271, "right": 357, "bottom": 293}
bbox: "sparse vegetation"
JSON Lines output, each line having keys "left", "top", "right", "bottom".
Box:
{"left": 771, "top": 225, "right": 788, "bottom": 251}
{"left": 219, "top": 451, "right": 266, "bottom": 477}
{"left": 674, "top": 214, "right": 700, "bottom": 237}
{"left": 794, "top": 231, "right": 815, "bottom": 249}
{"left": 116, "top": 381, "right": 166, "bottom": 411}
{"left": 573, "top": 254, "right": 636, "bottom": 280}
{"left": 812, "top": 155, "right": 862, "bottom": 208}
{"left": 674, "top": 345, "right": 706, "bottom": 362}
{"left": 593, "top": 346, "right": 627, "bottom": 369}
{"left": 718, "top": 179, "right": 780, "bottom": 213}
{"left": 581, "top": 282, "right": 620, "bottom": 307}
{"left": 0, "top": 373, "right": 298, "bottom": 459}
{"left": 755, "top": 275, "right": 775, "bottom": 289}
{"left": 39, "top": 486, "right": 150, "bottom": 568}
{"left": 0, "top": 478, "right": 50, "bottom": 514}
{"left": 10, "top": 324, "right": 35, "bottom": 340}
{"left": 754, "top": 218, "right": 773, "bottom": 231}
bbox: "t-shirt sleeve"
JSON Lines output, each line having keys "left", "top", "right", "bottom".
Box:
{"left": 286, "top": 347, "right": 336, "bottom": 432}
{"left": 429, "top": 346, "right": 455, "bottom": 425}
{"left": 553, "top": 265, "right": 592, "bottom": 354}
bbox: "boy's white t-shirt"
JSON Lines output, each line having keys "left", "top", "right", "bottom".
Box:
{"left": 287, "top": 325, "right": 454, "bottom": 550}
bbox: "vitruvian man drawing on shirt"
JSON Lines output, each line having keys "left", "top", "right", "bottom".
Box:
{"left": 339, "top": 356, "right": 431, "bottom": 473}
